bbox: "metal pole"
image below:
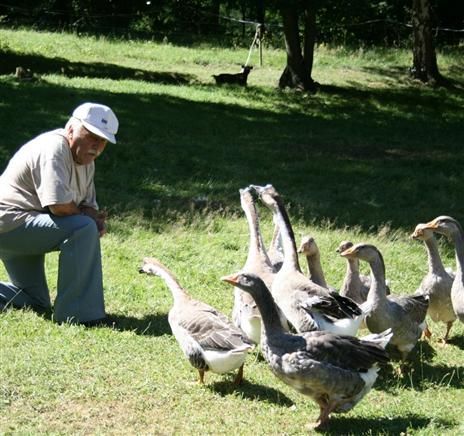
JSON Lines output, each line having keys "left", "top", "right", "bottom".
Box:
{"left": 257, "top": 23, "right": 265, "bottom": 67}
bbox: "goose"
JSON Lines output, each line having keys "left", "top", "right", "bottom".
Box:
{"left": 411, "top": 223, "right": 456, "bottom": 342}
{"left": 336, "top": 240, "right": 371, "bottom": 304}
{"left": 340, "top": 243, "right": 429, "bottom": 362}
{"left": 222, "top": 272, "right": 391, "bottom": 430}
{"left": 297, "top": 235, "right": 334, "bottom": 290}
{"left": 336, "top": 241, "right": 391, "bottom": 303}
{"left": 250, "top": 184, "right": 363, "bottom": 336}
{"left": 267, "top": 221, "right": 284, "bottom": 272}
{"left": 232, "top": 187, "right": 278, "bottom": 344}
{"left": 420, "top": 216, "right": 464, "bottom": 323}
{"left": 139, "top": 257, "right": 253, "bottom": 384}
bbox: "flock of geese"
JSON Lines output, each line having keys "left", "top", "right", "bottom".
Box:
{"left": 139, "top": 184, "right": 463, "bottom": 430}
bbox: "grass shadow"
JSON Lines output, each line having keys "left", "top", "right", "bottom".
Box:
{"left": 376, "top": 358, "right": 464, "bottom": 392}
{"left": 319, "top": 414, "right": 449, "bottom": 435}
{"left": 0, "top": 49, "right": 193, "bottom": 84}
{"left": 358, "top": 65, "right": 464, "bottom": 91}
{"left": 209, "top": 379, "right": 294, "bottom": 406}
{"left": 1, "top": 69, "right": 464, "bottom": 231}
{"left": 447, "top": 334, "right": 464, "bottom": 350}
{"left": 105, "top": 312, "right": 172, "bottom": 336}
{"left": 4, "top": 305, "right": 172, "bottom": 335}
{"left": 318, "top": 80, "right": 464, "bottom": 111}
{"left": 408, "top": 338, "right": 437, "bottom": 361}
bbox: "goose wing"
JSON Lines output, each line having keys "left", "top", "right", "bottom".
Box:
{"left": 297, "top": 288, "right": 362, "bottom": 320}
{"left": 389, "top": 294, "right": 429, "bottom": 324}
{"left": 175, "top": 299, "right": 252, "bottom": 351}
{"left": 300, "top": 330, "right": 390, "bottom": 371}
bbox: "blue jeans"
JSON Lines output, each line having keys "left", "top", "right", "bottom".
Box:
{"left": 0, "top": 213, "right": 105, "bottom": 323}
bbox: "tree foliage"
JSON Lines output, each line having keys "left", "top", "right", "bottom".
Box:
{"left": 0, "top": 0, "right": 461, "bottom": 47}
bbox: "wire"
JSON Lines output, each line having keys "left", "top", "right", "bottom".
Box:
{"left": 0, "top": 3, "right": 462, "bottom": 34}
{"left": 244, "top": 27, "right": 259, "bottom": 67}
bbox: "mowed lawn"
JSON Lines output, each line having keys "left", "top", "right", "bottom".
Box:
{"left": 0, "top": 28, "right": 463, "bottom": 435}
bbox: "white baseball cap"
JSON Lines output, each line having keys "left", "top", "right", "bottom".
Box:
{"left": 72, "top": 102, "right": 119, "bottom": 144}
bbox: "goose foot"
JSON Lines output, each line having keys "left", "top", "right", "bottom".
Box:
{"left": 311, "top": 405, "right": 332, "bottom": 431}
{"left": 442, "top": 321, "right": 454, "bottom": 344}
{"left": 233, "top": 364, "right": 245, "bottom": 385}
{"left": 397, "top": 362, "right": 413, "bottom": 376}
{"left": 198, "top": 369, "right": 206, "bottom": 384}
{"left": 423, "top": 325, "right": 432, "bottom": 340}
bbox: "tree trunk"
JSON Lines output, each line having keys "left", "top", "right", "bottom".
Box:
{"left": 302, "top": 5, "right": 317, "bottom": 87}
{"left": 279, "top": 4, "right": 317, "bottom": 92}
{"left": 411, "top": 0, "right": 443, "bottom": 85}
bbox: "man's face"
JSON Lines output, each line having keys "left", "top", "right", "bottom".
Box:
{"left": 68, "top": 123, "right": 107, "bottom": 165}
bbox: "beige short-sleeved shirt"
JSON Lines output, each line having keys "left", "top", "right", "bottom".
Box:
{"left": 0, "top": 128, "right": 98, "bottom": 233}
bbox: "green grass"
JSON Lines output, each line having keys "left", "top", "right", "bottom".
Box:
{"left": 0, "top": 28, "right": 464, "bottom": 435}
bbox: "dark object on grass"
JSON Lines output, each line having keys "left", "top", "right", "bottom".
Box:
{"left": 213, "top": 65, "right": 253, "bottom": 86}
{"left": 15, "top": 66, "right": 36, "bottom": 81}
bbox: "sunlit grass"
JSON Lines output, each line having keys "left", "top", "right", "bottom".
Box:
{"left": 0, "top": 27, "right": 463, "bottom": 435}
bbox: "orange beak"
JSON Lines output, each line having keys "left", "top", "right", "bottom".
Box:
{"left": 423, "top": 219, "right": 439, "bottom": 230}
{"left": 340, "top": 246, "right": 357, "bottom": 258}
{"left": 221, "top": 274, "right": 239, "bottom": 285}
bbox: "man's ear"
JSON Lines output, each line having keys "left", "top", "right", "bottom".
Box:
{"left": 67, "top": 124, "right": 74, "bottom": 141}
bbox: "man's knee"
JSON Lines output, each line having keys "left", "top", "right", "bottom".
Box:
{"left": 67, "top": 215, "right": 99, "bottom": 238}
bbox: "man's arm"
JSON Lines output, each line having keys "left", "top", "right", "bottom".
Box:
{"left": 48, "top": 202, "right": 80, "bottom": 216}
{"left": 48, "top": 203, "right": 107, "bottom": 236}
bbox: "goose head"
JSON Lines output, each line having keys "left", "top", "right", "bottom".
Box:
{"left": 336, "top": 240, "right": 354, "bottom": 254}
{"left": 297, "top": 235, "right": 319, "bottom": 257}
{"left": 222, "top": 272, "right": 268, "bottom": 299}
{"left": 248, "top": 184, "right": 279, "bottom": 208}
{"left": 422, "top": 216, "right": 463, "bottom": 240}
{"left": 139, "top": 257, "right": 163, "bottom": 275}
{"left": 340, "top": 243, "right": 384, "bottom": 266}
{"left": 239, "top": 186, "right": 259, "bottom": 206}
{"left": 410, "top": 223, "right": 434, "bottom": 241}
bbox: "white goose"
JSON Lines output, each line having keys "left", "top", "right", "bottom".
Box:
{"left": 139, "top": 257, "right": 253, "bottom": 384}
{"left": 251, "top": 184, "right": 363, "bottom": 336}
{"left": 232, "top": 187, "right": 278, "bottom": 344}
{"left": 421, "top": 216, "right": 464, "bottom": 324}
{"left": 337, "top": 240, "right": 391, "bottom": 304}
{"left": 411, "top": 223, "right": 456, "bottom": 342}
{"left": 297, "top": 235, "right": 335, "bottom": 290}
{"left": 222, "top": 272, "right": 391, "bottom": 430}
{"left": 340, "top": 243, "right": 429, "bottom": 363}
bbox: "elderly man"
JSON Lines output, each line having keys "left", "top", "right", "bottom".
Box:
{"left": 0, "top": 102, "right": 118, "bottom": 325}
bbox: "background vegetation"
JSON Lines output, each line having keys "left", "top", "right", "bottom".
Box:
{"left": 0, "top": 0, "right": 463, "bottom": 47}
{"left": 0, "top": 26, "right": 463, "bottom": 435}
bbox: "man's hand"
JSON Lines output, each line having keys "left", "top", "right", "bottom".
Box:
{"left": 95, "top": 210, "right": 107, "bottom": 237}
{"left": 80, "top": 206, "right": 107, "bottom": 237}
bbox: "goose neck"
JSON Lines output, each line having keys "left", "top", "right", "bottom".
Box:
{"left": 366, "top": 255, "right": 388, "bottom": 302}
{"left": 272, "top": 200, "right": 301, "bottom": 272}
{"left": 451, "top": 230, "right": 464, "bottom": 277}
{"left": 306, "top": 253, "right": 327, "bottom": 288}
{"left": 243, "top": 197, "right": 271, "bottom": 267}
{"left": 424, "top": 237, "right": 447, "bottom": 275}
{"left": 252, "top": 286, "right": 285, "bottom": 333}
{"left": 155, "top": 268, "right": 187, "bottom": 301}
